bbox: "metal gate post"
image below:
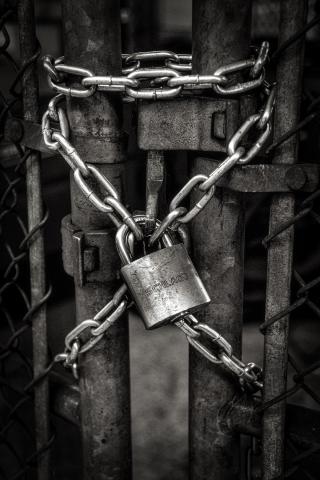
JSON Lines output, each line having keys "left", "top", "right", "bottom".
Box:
{"left": 61, "top": 2, "right": 131, "bottom": 479}
{"left": 17, "top": 1, "right": 50, "bottom": 478}
{"left": 262, "top": 1, "right": 307, "bottom": 478}
{"left": 190, "top": 1, "right": 252, "bottom": 479}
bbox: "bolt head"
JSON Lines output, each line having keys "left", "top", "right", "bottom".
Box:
{"left": 285, "top": 166, "right": 306, "bottom": 191}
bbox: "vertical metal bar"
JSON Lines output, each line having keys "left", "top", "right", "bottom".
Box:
{"left": 190, "top": 2, "right": 252, "bottom": 479}
{"left": 146, "top": 150, "right": 165, "bottom": 233}
{"left": 262, "top": 2, "right": 307, "bottom": 478}
{"left": 61, "top": 2, "right": 131, "bottom": 479}
{"left": 17, "top": 1, "right": 50, "bottom": 478}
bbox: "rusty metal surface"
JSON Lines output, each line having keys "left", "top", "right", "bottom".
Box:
{"left": 262, "top": 1, "right": 307, "bottom": 479}
{"left": 138, "top": 97, "right": 239, "bottom": 152}
{"left": 61, "top": 1, "right": 131, "bottom": 478}
{"left": 189, "top": 1, "right": 252, "bottom": 479}
{"left": 17, "top": 0, "right": 50, "bottom": 478}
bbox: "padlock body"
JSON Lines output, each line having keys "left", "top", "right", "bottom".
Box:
{"left": 121, "top": 244, "right": 210, "bottom": 329}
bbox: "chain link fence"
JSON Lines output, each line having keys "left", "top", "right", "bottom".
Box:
{"left": 1, "top": 1, "right": 320, "bottom": 479}
{"left": 0, "top": 5, "right": 52, "bottom": 479}
{"left": 245, "top": 185, "right": 320, "bottom": 479}
{"left": 243, "top": 5, "right": 320, "bottom": 478}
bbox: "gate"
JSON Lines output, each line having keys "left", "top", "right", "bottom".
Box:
{"left": 1, "top": 0, "right": 320, "bottom": 479}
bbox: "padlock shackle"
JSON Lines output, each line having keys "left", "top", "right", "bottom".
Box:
{"left": 116, "top": 223, "right": 132, "bottom": 265}
{"left": 115, "top": 214, "right": 174, "bottom": 265}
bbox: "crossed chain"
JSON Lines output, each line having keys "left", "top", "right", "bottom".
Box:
{"left": 43, "top": 43, "right": 274, "bottom": 392}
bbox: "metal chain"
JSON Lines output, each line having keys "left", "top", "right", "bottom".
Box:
{"left": 150, "top": 82, "right": 275, "bottom": 244}
{"left": 41, "top": 93, "right": 144, "bottom": 240}
{"left": 43, "top": 42, "right": 269, "bottom": 101}
{"left": 43, "top": 43, "right": 271, "bottom": 391}
{"left": 54, "top": 284, "right": 129, "bottom": 379}
{"left": 42, "top": 43, "right": 272, "bottom": 242}
{"left": 175, "top": 314, "right": 263, "bottom": 392}
{"left": 55, "top": 278, "right": 263, "bottom": 390}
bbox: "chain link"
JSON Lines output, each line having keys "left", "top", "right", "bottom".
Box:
{"left": 152, "top": 83, "right": 275, "bottom": 238}
{"left": 166, "top": 54, "right": 192, "bottom": 72}
{"left": 43, "top": 42, "right": 269, "bottom": 101}
{"left": 56, "top": 282, "right": 263, "bottom": 390}
{"left": 49, "top": 63, "right": 97, "bottom": 98}
{"left": 228, "top": 113, "right": 272, "bottom": 165}
{"left": 54, "top": 284, "right": 129, "bottom": 378}
{"left": 175, "top": 315, "right": 263, "bottom": 392}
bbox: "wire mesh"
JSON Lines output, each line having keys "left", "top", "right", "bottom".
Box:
{"left": 0, "top": 6, "right": 52, "bottom": 480}
{"left": 244, "top": 7, "right": 320, "bottom": 478}
{"left": 257, "top": 190, "right": 320, "bottom": 480}
{"left": 244, "top": 185, "right": 320, "bottom": 479}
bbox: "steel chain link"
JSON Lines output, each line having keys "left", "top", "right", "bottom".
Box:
{"left": 54, "top": 284, "right": 129, "bottom": 379}
{"left": 41, "top": 93, "right": 144, "bottom": 240}
{"left": 150, "top": 82, "right": 275, "bottom": 241}
{"left": 55, "top": 280, "right": 263, "bottom": 391}
{"left": 43, "top": 43, "right": 273, "bottom": 391}
{"left": 43, "top": 42, "right": 269, "bottom": 100}
{"left": 175, "top": 315, "right": 263, "bottom": 392}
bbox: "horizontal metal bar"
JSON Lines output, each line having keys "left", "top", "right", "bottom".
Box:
{"left": 3, "top": 98, "right": 236, "bottom": 157}
{"left": 5, "top": 119, "right": 318, "bottom": 193}
{"left": 206, "top": 161, "right": 319, "bottom": 193}
{"left": 138, "top": 97, "right": 239, "bottom": 152}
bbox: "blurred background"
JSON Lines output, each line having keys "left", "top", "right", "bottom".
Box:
{"left": 1, "top": 0, "right": 320, "bottom": 479}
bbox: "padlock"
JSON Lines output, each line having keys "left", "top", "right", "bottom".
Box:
{"left": 115, "top": 216, "right": 210, "bottom": 329}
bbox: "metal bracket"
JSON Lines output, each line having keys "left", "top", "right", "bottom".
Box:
{"left": 138, "top": 97, "right": 239, "bottom": 152}
{"left": 61, "top": 215, "right": 119, "bottom": 286}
